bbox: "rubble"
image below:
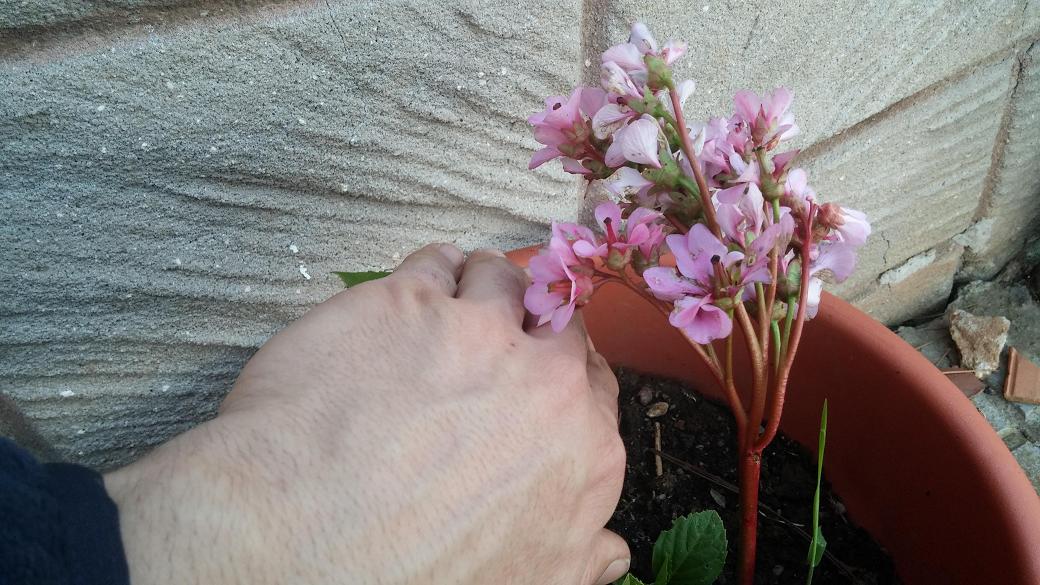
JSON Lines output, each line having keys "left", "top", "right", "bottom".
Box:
{"left": 948, "top": 310, "right": 1010, "bottom": 378}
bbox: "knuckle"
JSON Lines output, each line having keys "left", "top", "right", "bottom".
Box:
{"left": 595, "top": 431, "right": 628, "bottom": 483}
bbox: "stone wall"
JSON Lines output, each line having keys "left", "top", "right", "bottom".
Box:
{"left": 1, "top": 1, "right": 1039, "bottom": 469}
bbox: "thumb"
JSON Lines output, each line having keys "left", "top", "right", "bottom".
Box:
{"left": 586, "top": 529, "right": 632, "bottom": 585}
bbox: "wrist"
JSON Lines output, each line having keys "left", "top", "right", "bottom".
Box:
{"left": 104, "top": 419, "right": 256, "bottom": 585}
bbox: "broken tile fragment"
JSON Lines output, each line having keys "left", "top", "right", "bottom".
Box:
{"left": 1005, "top": 347, "right": 1040, "bottom": 405}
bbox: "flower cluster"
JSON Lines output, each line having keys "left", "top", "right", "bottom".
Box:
{"left": 524, "top": 201, "right": 666, "bottom": 331}
{"left": 524, "top": 22, "right": 871, "bottom": 345}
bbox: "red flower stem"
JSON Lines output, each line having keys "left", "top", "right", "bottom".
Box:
{"left": 668, "top": 90, "right": 723, "bottom": 239}
{"left": 738, "top": 451, "right": 763, "bottom": 585}
{"left": 723, "top": 323, "right": 749, "bottom": 443}
{"left": 664, "top": 213, "right": 689, "bottom": 234}
{"left": 583, "top": 140, "right": 605, "bottom": 163}
{"left": 735, "top": 302, "right": 767, "bottom": 444}
{"left": 595, "top": 275, "right": 731, "bottom": 396}
{"left": 755, "top": 282, "right": 770, "bottom": 362}
{"left": 755, "top": 204, "right": 815, "bottom": 452}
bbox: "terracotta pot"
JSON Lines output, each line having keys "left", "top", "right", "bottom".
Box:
{"left": 507, "top": 246, "right": 1040, "bottom": 585}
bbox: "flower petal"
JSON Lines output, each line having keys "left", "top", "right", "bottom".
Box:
{"left": 594, "top": 201, "right": 623, "bottom": 233}
{"left": 550, "top": 301, "right": 577, "bottom": 332}
{"left": 529, "top": 146, "right": 561, "bottom": 170}
{"left": 592, "top": 102, "right": 635, "bottom": 140}
{"left": 629, "top": 22, "right": 658, "bottom": 54}
{"left": 610, "top": 117, "right": 662, "bottom": 168}
{"left": 601, "top": 42, "right": 644, "bottom": 71}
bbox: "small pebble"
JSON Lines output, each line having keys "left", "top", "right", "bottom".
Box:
{"left": 773, "top": 565, "right": 784, "bottom": 576}
{"left": 709, "top": 488, "right": 726, "bottom": 508}
{"left": 637, "top": 386, "right": 654, "bottom": 405}
{"left": 59, "top": 390, "right": 75, "bottom": 398}
{"left": 646, "top": 401, "right": 669, "bottom": 418}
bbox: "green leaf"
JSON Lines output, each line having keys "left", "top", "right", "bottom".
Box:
{"left": 652, "top": 510, "right": 727, "bottom": 585}
{"left": 332, "top": 270, "right": 391, "bottom": 287}
{"left": 806, "top": 400, "right": 829, "bottom": 584}
{"left": 615, "top": 574, "right": 648, "bottom": 585}
{"left": 808, "top": 528, "right": 828, "bottom": 566}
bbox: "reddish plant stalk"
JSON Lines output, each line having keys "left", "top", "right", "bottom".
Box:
{"left": 668, "top": 89, "right": 722, "bottom": 240}
{"left": 755, "top": 205, "right": 815, "bottom": 452}
{"left": 736, "top": 206, "right": 815, "bottom": 585}
{"left": 663, "top": 92, "right": 819, "bottom": 584}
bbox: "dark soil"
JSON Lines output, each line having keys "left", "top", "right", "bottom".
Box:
{"left": 607, "top": 369, "right": 899, "bottom": 585}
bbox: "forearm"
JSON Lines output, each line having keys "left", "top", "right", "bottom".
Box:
{"left": 104, "top": 419, "right": 268, "bottom": 585}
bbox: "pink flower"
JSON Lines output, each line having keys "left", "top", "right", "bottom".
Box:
{"left": 670, "top": 295, "right": 733, "bottom": 344}
{"left": 592, "top": 98, "right": 640, "bottom": 140}
{"left": 604, "top": 115, "right": 662, "bottom": 168}
{"left": 528, "top": 87, "right": 607, "bottom": 173}
{"left": 627, "top": 207, "right": 667, "bottom": 258}
{"left": 740, "top": 215, "right": 794, "bottom": 286}
{"left": 605, "top": 167, "right": 654, "bottom": 200}
{"left": 629, "top": 22, "right": 687, "bottom": 65}
{"left": 524, "top": 248, "right": 594, "bottom": 332}
{"left": 715, "top": 182, "right": 766, "bottom": 243}
{"left": 796, "top": 241, "right": 858, "bottom": 321}
{"left": 600, "top": 61, "right": 644, "bottom": 100}
{"left": 809, "top": 240, "right": 858, "bottom": 284}
{"left": 642, "top": 225, "right": 740, "bottom": 343}
{"left": 551, "top": 221, "right": 605, "bottom": 260}
{"left": 818, "top": 203, "right": 871, "bottom": 247}
{"left": 770, "top": 149, "right": 800, "bottom": 182}
{"left": 782, "top": 168, "right": 815, "bottom": 215}
{"left": 601, "top": 23, "right": 687, "bottom": 90}
{"left": 592, "top": 202, "right": 666, "bottom": 259}
{"left": 733, "top": 87, "right": 799, "bottom": 148}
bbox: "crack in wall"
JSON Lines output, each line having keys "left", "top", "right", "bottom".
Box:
{"left": 322, "top": 0, "right": 349, "bottom": 57}
{"left": 971, "top": 47, "right": 1027, "bottom": 223}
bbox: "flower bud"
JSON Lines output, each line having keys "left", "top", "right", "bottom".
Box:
{"left": 777, "top": 260, "right": 802, "bottom": 298}
{"left": 816, "top": 203, "right": 844, "bottom": 229}
{"left": 606, "top": 247, "right": 631, "bottom": 271}
{"left": 713, "top": 296, "right": 736, "bottom": 311}
{"left": 631, "top": 247, "right": 659, "bottom": 275}
{"left": 644, "top": 54, "right": 674, "bottom": 91}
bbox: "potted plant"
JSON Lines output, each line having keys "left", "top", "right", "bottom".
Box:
{"left": 509, "top": 21, "right": 1040, "bottom": 585}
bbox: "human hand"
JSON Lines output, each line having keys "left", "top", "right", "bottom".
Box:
{"left": 104, "top": 244, "right": 629, "bottom": 585}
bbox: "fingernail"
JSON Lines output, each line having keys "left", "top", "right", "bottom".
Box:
{"left": 434, "top": 243, "right": 464, "bottom": 264}
{"left": 471, "top": 248, "right": 505, "bottom": 258}
{"left": 597, "top": 558, "right": 631, "bottom": 585}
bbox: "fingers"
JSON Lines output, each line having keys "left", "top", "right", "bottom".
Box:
{"left": 587, "top": 345, "right": 620, "bottom": 425}
{"left": 389, "top": 243, "right": 465, "bottom": 296}
{"left": 455, "top": 249, "right": 529, "bottom": 326}
{"left": 529, "top": 309, "right": 591, "bottom": 359}
{"left": 587, "top": 529, "right": 632, "bottom": 585}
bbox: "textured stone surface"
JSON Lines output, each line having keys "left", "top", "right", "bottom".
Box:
{"left": 950, "top": 281, "right": 1040, "bottom": 362}
{"left": 804, "top": 59, "right": 1010, "bottom": 302}
{"left": 0, "top": 1, "right": 582, "bottom": 469}
{"left": 949, "top": 310, "right": 1011, "bottom": 378}
{"left": 949, "top": 280, "right": 1040, "bottom": 392}
{"left": 1011, "top": 441, "right": 1040, "bottom": 492}
{"left": 959, "top": 42, "right": 1040, "bottom": 279}
{"left": 895, "top": 318, "right": 957, "bottom": 369}
{"left": 1, "top": 1, "right": 1039, "bottom": 471}
{"left": 973, "top": 392, "right": 1028, "bottom": 438}
{"left": 583, "top": 1, "right": 1032, "bottom": 147}
{"left": 850, "top": 241, "right": 963, "bottom": 325}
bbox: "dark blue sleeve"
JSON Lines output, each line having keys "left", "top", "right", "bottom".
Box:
{"left": 0, "top": 437, "right": 130, "bottom": 585}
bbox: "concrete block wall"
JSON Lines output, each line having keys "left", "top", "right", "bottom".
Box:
{"left": 1, "top": 1, "right": 1038, "bottom": 468}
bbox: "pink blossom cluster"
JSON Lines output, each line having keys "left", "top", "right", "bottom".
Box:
{"left": 524, "top": 22, "right": 871, "bottom": 344}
